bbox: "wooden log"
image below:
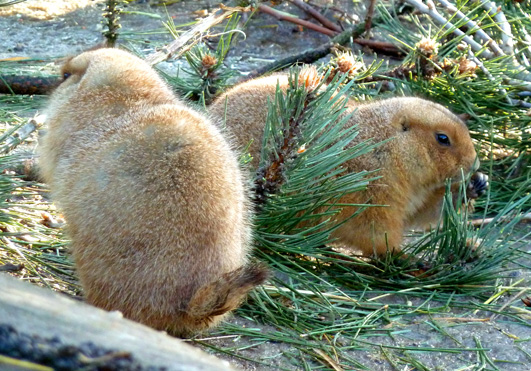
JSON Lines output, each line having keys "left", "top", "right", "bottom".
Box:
{"left": 0, "top": 274, "right": 234, "bottom": 370}
{"left": 0, "top": 75, "right": 59, "bottom": 95}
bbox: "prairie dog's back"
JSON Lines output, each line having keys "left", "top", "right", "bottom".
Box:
{"left": 39, "top": 48, "right": 266, "bottom": 336}
{"left": 58, "top": 105, "right": 248, "bottom": 295}
{"left": 39, "top": 48, "right": 177, "bottom": 186}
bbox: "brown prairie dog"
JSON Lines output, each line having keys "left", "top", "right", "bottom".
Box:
{"left": 209, "top": 72, "right": 484, "bottom": 256}
{"left": 39, "top": 48, "right": 267, "bottom": 336}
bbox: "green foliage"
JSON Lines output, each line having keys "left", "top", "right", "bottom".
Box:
{"left": 160, "top": 14, "right": 240, "bottom": 105}
{"left": 102, "top": 0, "right": 123, "bottom": 47}
{"left": 252, "top": 68, "right": 378, "bottom": 268}
{"left": 341, "top": 1, "right": 531, "bottom": 216}
{"left": 203, "top": 63, "right": 529, "bottom": 367}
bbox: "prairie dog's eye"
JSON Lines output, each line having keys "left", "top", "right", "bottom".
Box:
{"left": 436, "top": 133, "right": 451, "bottom": 146}
{"left": 63, "top": 72, "right": 72, "bottom": 80}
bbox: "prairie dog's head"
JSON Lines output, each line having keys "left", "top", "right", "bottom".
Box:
{"left": 52, "top": 48, "right": 175, "bottom": 105}
{"left": 385, "top": 97, "right": 478, "bottom": 186}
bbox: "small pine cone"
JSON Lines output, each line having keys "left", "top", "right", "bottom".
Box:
{"left": 458, "top": 57, "right": 477, "bottom": 76}
{"left": 298, "top": 65, "right": 322, "bottom": 92}
{"left": 457, "top": 41, "right": 468, "bottom": 51}
{"left": 201, "top": 54, "right": 218, "bottom": 71}
{"left": 336, "top": 52, "right": 360, "bottom": 75}
{"left": 416, "top": 37, "right": 439, "bottom": 57}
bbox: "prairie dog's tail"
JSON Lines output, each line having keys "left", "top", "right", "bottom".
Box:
{"left": 172, "top": 263, "right": 268, "bottom": 336}
{"left": 188, "top": 263, "right": 269, "bottom": 317}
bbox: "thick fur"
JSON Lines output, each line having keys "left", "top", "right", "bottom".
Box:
{"left": 39, "top": 48, "right": 267, "bottom": 336}
{"left": 209, "top": 74, "right": 480, "bottom": 256}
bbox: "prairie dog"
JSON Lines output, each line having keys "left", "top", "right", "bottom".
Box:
{"left": 209, "top": 73, "right": 485, "bottom": 256}
{"left": 39, "top": 48, "right": 267, "bottom": 336}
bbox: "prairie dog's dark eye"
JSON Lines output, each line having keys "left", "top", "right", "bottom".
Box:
{"left": 63, "top": 72, "right": 72, "bottom": 80}
{"left": 436, "top": 133, "right": 451, "bottom": 146}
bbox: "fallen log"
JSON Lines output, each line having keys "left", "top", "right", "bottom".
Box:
{"left": 0, "top": 274, "right": 233, "bottom": 371}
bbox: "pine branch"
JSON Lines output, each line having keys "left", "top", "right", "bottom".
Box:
{"left": 465, "top": 50, "right": 512, "bottom": 105}
{"left": 102, "top": 0, "right": 122, "bottom": 47}
{"left": 404, "top": 0, "right": 494, "bottom": 59}
{"left": 159, "top": 15, "right": 240, "bottom": 105}
{"left": 405, "top": 0, "right": 531, "bottom": 85}
{"left": 437, "top": 0, "right": 505, "bottom": 57}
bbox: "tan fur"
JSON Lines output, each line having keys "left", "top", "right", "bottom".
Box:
{"left": 39, "top": 48, "right": 267, "bottom": 337}
{"left": 209, "top": 74, "right": 479, "bottom": 256}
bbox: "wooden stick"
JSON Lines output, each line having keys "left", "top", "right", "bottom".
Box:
{"left": 257, "top": 4, "right": 338, "bottom": 37}
{"left": 469, "top": 213, "right": 531, "bottom": 226}
{"left": 145, "top": 8, "right": 238, "bottom": 65}
{"left": 364, "top": 0, "right": 378, "bottom": 35}
{"left": 0, "top": 115, "right": 45, "bottom": 154}
{"left": 289, "top": 0, "right": 342, "bottom": 33}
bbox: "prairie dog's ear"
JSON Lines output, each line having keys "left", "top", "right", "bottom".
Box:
{"left": 59, "top": 54, "right": 90, "bottom": 83}
{"left": 457, "top": 113, "right": 471, "bottom": 123}
{"left": 398, "top": 116, "right": 410, "bottom": 132}
{"left": 59, "top": 44, "right": 113, "bottom": 84}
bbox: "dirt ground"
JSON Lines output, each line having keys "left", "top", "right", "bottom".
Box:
{"left": 0, "top": 1, "right": 530, "bottom": 370}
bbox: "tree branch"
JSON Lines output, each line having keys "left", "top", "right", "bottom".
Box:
{"left": 257, "top": 4, "right": 338, "bottom": 37}
{"left": 289, "top": 0, "right": 342, "bottom": 33}
{"left": 364, "top": 0, "right": 378, "bottom": 35}
{"left": 0, "top": 75, "right": 59, "bottom": 95}
{"left": 480, "top": 0, "right": 514, "bottom": 55}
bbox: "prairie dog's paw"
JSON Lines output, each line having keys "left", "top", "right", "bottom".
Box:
{"left": 467, "top": 172, "right": 489, "bottom": 199}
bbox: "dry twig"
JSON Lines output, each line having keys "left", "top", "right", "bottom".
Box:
{"left": 243, "top": 20, "right": 372, "bottom": 81}
{"left": 364, "top": 0, "right": 378, "bottom": 35}
{"left": 145, "top": 8, "right": 241, "bottom": 65}
{"left": 257, "top": 4, "right": 338, "bottom": 37}
{"left": 469, "top": 213, "right": 531, "bottom": 226}
{"left": 0, "top": 115, "right": 45, "bottom": 154}
{"left": 290, "top": 0, "right": 342, "bottom": 32}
